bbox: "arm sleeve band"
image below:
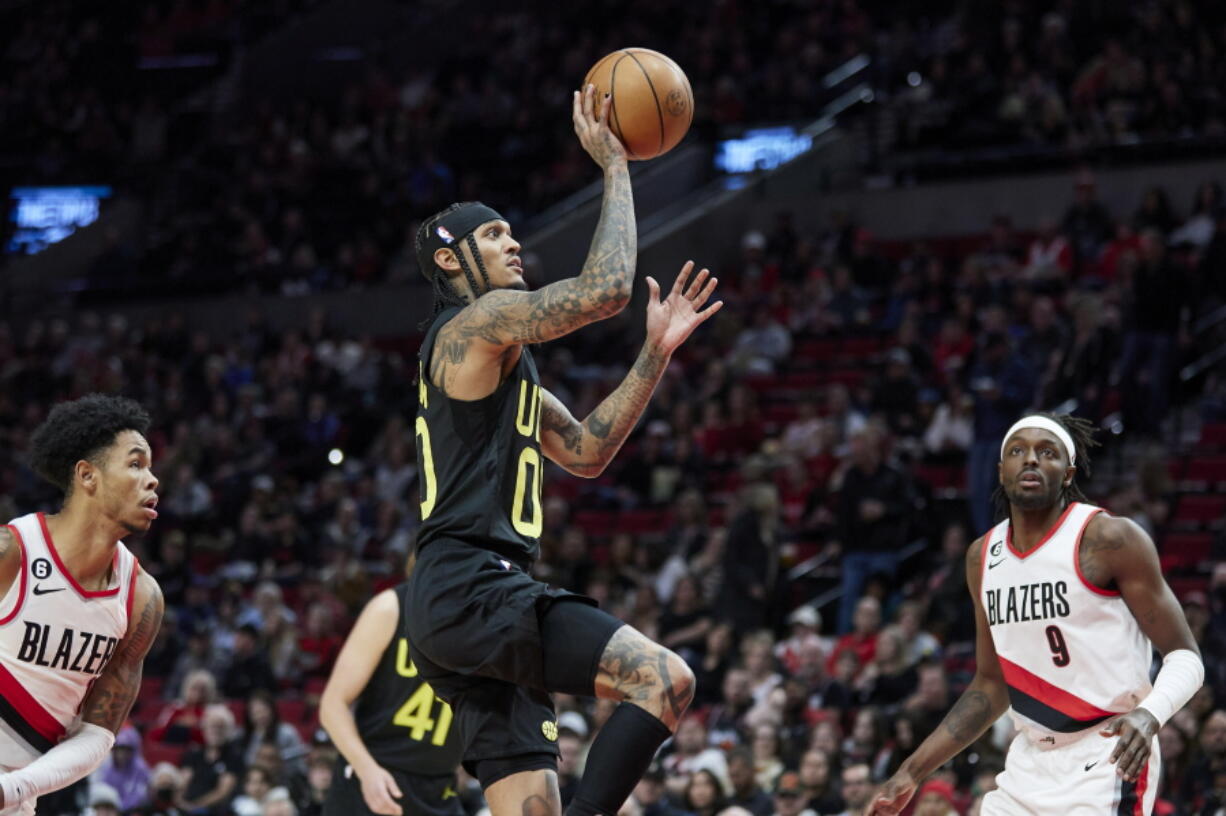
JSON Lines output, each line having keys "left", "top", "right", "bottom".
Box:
{"left": 1136, "top": 648, "right": 1205, "bottom": 728}
{"left": 0, "top": 723, "right": 115, "bottom": 805}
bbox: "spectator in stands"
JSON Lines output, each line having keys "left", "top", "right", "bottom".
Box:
{"left": 727, "top": 746, "right": 774, "bottom": 816}
{"left": 923, "top": 383, "right": 974, "bottom": 461}
{"left": 903, "top": 661, "right": 954, "bottom": 736}
{"left": 144, "top": 762, "right": 186, "bottom": 816}
{"left": 557, "top": 720, "right": 585, "bottom": 809}
{"left": 912, "top": 779, "right": 958, "bottom": 816}
{"left": 828, "top": 597, "right": 881, "bottom": 678}
{"left": 684, "top": 769, "right": 730, "bottom": 816}
{"left": 1184, "top": 710, "right": 1226, "bottom": 812}
{"left": 895, "top": 600, "right": 941, "bottom": 665}
{"left": 841, "top": 708, "right": 887, "bottom": 778}
{"left": 240, "top": 690, "right": 307, "bottom": 775}
{"left": 834, "top": 763, "right": 874, "bottom": 816}
{"left": 221, "top": 624, "right": 278, "bottom": 699}
{"left": 660, "top": 573, "right": 714, "bottom": 664}
{"left": 90, "top": 784, "right": 123, "bottom": 816}
{"left": 743, "top": 630, "right": 785, "bottom": 705}
{"left": 721, "top": 484, "right": 786, "bottom": 633}
{"left": 872, "top": 349, "right": 921, "bottom": 437}
{"left": 750, "top": 723, "right": 785, "bottom": 791}
{"left": 729, "top": 303, "right": 793, "bottom": 376}
{"left": 299, "top": 752, "right": 334, "bottom": 816}
{"left": 179, "top": 704, "right": 243, "bottom": 816}
{"left": 966, "top": 330, "right": 1034, "bottom": 533}
{"left": 1158, "top": 723, "right": 1190, "bottom": 807}
{"left": 775, "top": 606, "right": 827, "bottom": 677}
{"left": 295, "top": 602, "right": 342, "bottom": 680}
{"left": 1116, "top": 228, "right": 1185, "bottom": 435}
{"left": 231, "top": 766, "right": 274, "bottom": 816}
{"left": 1023, "top": 218, "right": 1073, "bottom": 280}
{"left": 832, "top": 427, "right": 913, "bottom": 633}
{"left": 662, "top": 716, "right": 729, "bottom": 792}
{"left": 251, "top": 742, "right": 310, "bottom": 812}
{"left": 770, "top": 771, "right": 814, "bottom": 816}
{"left": 151, "top": 668, "right": 218, "bottom": 746}
{"left": 797, "top": 748, "right": 843, "bottom": 815}
{"left": 626, "top": 763, "right": 687, "bottom": 816}
{"left": 694, "top": 622, "right": 737, "bottom": 708}
{"left": 853, "top": 624, "right": 918, "bottom": 707}
{"left": 1133, "top": 187, "right": 1177, "bottom": 236}
{"left": 96, "top": 725, "right": 152, "bottom": 812}
{"left": 263, "top": 787, "right": 297, "bottom": 816}
{"left": 1170, "top": 181, "right": 1223, "bottom": 249}
{"left": 1061, "top": 171, "right": 1114, "bottom": 272}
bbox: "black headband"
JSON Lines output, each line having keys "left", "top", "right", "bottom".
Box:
{"left": 418, "top": 202, "right": 505, "bottom": 281}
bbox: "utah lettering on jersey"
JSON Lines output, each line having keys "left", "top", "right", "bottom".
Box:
{"left": 986, "top": 580, "right": 1071, "bottom": 626}
{"left": 16, "top": 621, "right": 119, "bottom": 676}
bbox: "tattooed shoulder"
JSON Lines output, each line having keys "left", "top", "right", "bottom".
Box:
{"left": 1077, "top": 513, "right": 1129, "bottom": 592}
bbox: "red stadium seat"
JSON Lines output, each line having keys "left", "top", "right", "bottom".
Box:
{"left": 1181, "top": 457, "right": 1226, "bottom": 488}
{"left": 1160, "top": 533, "right": 1213, "bottom": 571}
{"left": 1172, "top": 494, "right": 1226, "bottom": 526}
{"left": 143, "top": 742, "right": 186, "bottom": 768}
{"left": 277, "top": 699, "right": 307, "bottom": 725}
{"left": 1200, "top": 423, "right": 1226, "bottom": 449}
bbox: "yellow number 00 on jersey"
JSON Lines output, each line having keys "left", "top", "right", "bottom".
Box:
{"left": 415, "top": 379, "right": 543, "bottom": 537}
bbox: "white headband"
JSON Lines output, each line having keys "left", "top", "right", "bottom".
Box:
{"left": 1000, "top": 416, "right": 1076, "bottom": 466}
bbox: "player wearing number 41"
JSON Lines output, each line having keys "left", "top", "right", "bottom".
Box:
{"left": 0, "top": 395, "right": 165, "bottom": 816}
{"left": 870, "top": 413, "right": 1204, "bottom": 816}
{"left": 406, "top": 85, "right": 720, "bottom": 816}
{"left": 319, "top": 554, "right": 462, "bottom": 816}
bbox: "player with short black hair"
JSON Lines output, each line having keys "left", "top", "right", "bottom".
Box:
{"left": 871, "top": 413, "right": 1204, "bottom": 816}
{"left": 0, "top": 394, "right": 165, "bottom": 816}
{"left": 407, "top": 85, "right": 721, "bottom": 816}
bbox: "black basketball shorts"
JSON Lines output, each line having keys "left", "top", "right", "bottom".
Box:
{"left": 323, "top": 761, "right": 462, "bottom": 816}
{"left": 405, "top": 540, "right": 623, "bottom": 777}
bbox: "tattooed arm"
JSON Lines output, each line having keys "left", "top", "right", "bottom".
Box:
{"left": 540, "top": 262, "right": 721, "bottom": 477}
{"left": 1079, "top": 514, "right": 1199, "bottom": 782}
{"left": 428, "top": 86, "right": 634, "bottom": 402}
{"left": 868, "top": 536, "right": 1011, "bottom": 816}
{"left": 82, "top": 569, "right": 165, "bottom": 732}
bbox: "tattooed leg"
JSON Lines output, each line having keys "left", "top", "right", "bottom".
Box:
{"left": 594, "top": 626, "right": 694, "bottom": 730}
{"left": 484, "top": 770, "right": 561, "bottom": 816}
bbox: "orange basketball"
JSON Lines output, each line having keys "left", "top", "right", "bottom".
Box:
{"left": 583, "top": 48, "right": 694, "bottom": 161}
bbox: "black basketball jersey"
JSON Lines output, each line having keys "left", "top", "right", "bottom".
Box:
{"left": 414, "top": 306, "right": 544, "bottom": 564}
{"left": 352, "top": 584, "right": 462, "bottom": 776}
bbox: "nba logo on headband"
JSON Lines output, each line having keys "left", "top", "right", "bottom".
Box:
{"left": 436, "top": 225, "right": 455, "bottom": 244}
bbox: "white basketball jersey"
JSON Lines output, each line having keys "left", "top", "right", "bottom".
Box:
{"left": 0, "top": 513, "right": 138, "bottom": 773}
{"left": 981, "top": 503, "right": 1152, "bottom": 745}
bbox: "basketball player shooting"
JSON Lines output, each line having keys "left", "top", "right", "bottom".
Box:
{"left": 405, "top": 84, "right": 720, "bottom": 816}
{"left": 870, "top": 413, "right": 1203, "bottom": 816}
{"left": 0, "top": 395, "right": 164, "bottom": 816}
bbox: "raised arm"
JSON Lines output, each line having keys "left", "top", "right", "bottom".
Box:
{"left": 319, "top": 589, "right": 405, "bottom": 816}
{"left": 540, "top": 262, "right": 721, "bottom": 477}
{"left": 0, "top": 570, "right": 163, "bottom": 809}
{"left": 869, "top": 536, "right": 1011, "bottom": 816}
{"left": 434, "top": 85, "right": 633, "bottom": 369}
{"left": 1080, "top": 514, "right": 1202, "bottom": 781}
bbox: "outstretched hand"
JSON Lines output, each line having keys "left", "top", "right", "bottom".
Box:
{"left": 645, "top": 261, "right": 722, "bottom": 354}
{"left": 573, "top": 84, "right": 627, "bottom": 169}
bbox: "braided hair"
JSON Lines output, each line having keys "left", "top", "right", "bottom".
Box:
{"left": 414, "top": 203, "right": 492, "bottom": 320}
{"left": 992, "top": 412, "right": 1100, "bottom": 522}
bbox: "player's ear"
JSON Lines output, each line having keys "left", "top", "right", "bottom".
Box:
{"left": 433, "top": 247, "right": 460, "bottom": 273}
{"left": 996, "top": 460, "right": 1004, "bottom": 485}
{"left": 74, "top": 459, "right": 98, "bottom": 495}
{"left": 1064, "top": 465, "right": 1076, "bottom": 488}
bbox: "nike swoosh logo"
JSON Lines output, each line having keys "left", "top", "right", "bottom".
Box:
{"left": 1085, "top": 761, "right": 1098, "bottom": 771}
{"left": 988, "top": 559, "right": 1005, "bottom": 569}
{"left": 32, "top": 585, "right": 65, "bottom": 596}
